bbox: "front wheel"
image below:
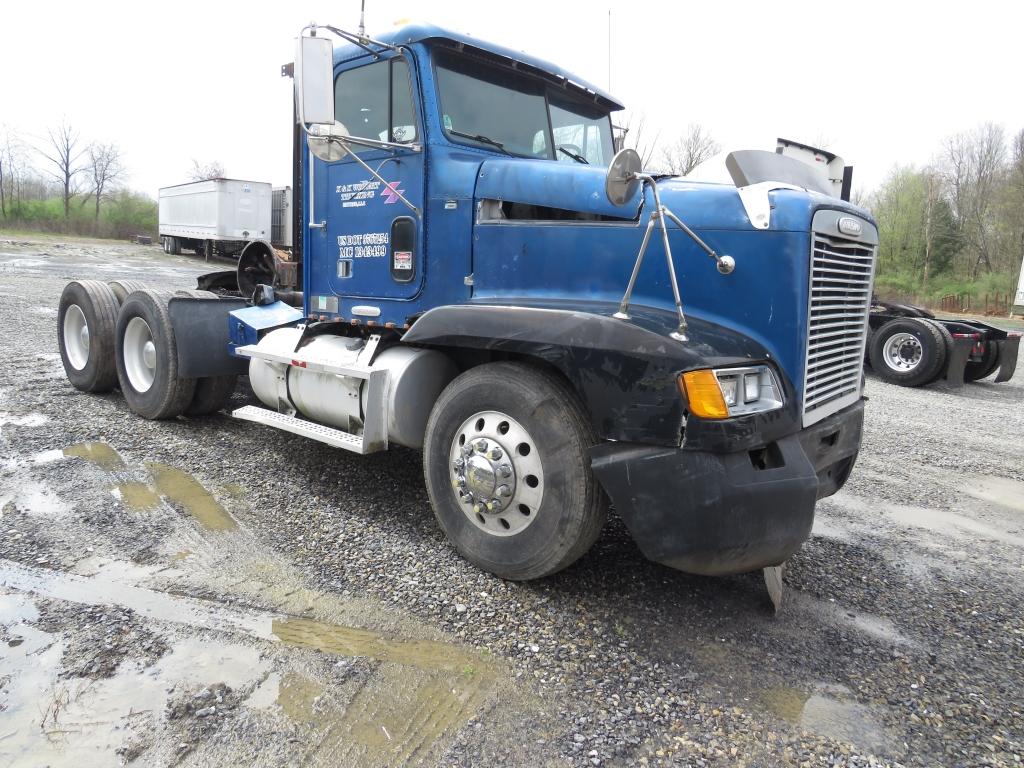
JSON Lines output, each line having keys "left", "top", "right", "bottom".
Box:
{"left": 423, "top": 362, "right": 607, "bottom": 580}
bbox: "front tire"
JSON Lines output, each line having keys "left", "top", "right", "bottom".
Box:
{"left": 115, "top": 289, "right": 196, "bottom": 419}
{"left": 423, "top": 362, "right": 607, "bottom": 580}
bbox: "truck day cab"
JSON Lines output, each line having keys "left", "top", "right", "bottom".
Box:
{"left": 57, "top": 23, "right": 877, "bottom": 587}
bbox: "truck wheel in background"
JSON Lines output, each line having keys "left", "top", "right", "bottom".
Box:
{"left": 923, "top": 320, "right": 954, "bottom": 385}
{"left": 165, "top": 236, "right": 180, "bottom": 255}
{"left": 868, "top": 317, "right": 946, "bottom": 387}
{"left": 964, "top": 342, "right": 1001, "bottom": 382}
{"left": 174, "top": 290, "right": 238, "bottom": 415}
{"left": 108, "top": 280, "right": 149, "bottom": 305}
{"left": 57, "top": 280, "right": 120, "bottom": 393}
{"left": 423, "top": 362, "right": 607, "bottom": 580}
{"left": 115, "top": 289, "right": 196, "bottom": 419}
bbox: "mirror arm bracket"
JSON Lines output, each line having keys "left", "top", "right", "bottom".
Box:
{"left": 336, "top": 140, "right": 421, "bottom": 218}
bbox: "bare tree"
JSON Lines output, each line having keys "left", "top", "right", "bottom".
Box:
{"left": 84, "top": 142, "right": 125, "bottom": 222}
{"left": 617, "top": 113, "right": 659, "bottom": 169}
{"left": 941, "top": 123, "right": 1005, "bottom": 277}
{"left": 39, "top": 119, "right": 88, "bottom": 221}
{"left": 189, "top": 159, "right": 226, "bottom": 181}
{"left": 659, "top": 123, "right": 721, "bottom": 176}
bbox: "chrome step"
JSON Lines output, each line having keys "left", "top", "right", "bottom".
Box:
{"left": 232, "top": 405, "right": 381, "bottom": 454}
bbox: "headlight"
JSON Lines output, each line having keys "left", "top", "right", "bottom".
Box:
{"left": 679, "top": 365, "right": 784, "bottom": 419}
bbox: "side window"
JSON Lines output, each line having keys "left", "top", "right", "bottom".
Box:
{"left": 390, "top": 59, "right": 417, "bottom": 144}
{"left": 334, "top": 58, "right": 417, "bottom": 149}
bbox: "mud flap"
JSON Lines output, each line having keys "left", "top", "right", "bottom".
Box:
{"left": 764, "top": 564, "right": 785, "bottom": 613}
{"left": 168, "top": 296, "right": 248, "bottom": 378}
{"left": 993, "top": 337, "right": 1020, "bottom": 383}
{"left": 944, "top": 337, "right": 973, "bottom": 387}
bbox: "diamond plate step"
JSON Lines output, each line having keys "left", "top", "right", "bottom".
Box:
{"left": 232, "top": 406, "right": 374, "bottom": 454}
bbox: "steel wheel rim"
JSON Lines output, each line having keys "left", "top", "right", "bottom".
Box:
{"left": 882, "top": 332, "right": 922, "bottom": 372}
{"left": 63, "top": 304, "right": 90, "bottom": 371}
{"left": 449, "top": 410, "right": 544, "bottom": 537}
{"left": 124, "top": 316, "right": 157, "bottom": 393}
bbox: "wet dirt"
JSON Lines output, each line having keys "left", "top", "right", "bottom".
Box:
{"left": 146, "top": 462, "right": 238, "bottom": 531}
{"left": 1, "top": 234, "right": 1023, "bottom": 766}
{"left": 63, "top": 441, "right": 126, "bottom": 471}
{"left": 113, "top": 481, "right": 161, "bottom": 511}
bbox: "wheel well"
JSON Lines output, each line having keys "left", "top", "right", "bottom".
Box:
{"left": 419, "top": 345, "right": 585, "bottom": 408}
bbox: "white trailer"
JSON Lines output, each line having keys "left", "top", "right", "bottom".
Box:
{"left": 159, "top": 179, "right": 272, "bottom": 260}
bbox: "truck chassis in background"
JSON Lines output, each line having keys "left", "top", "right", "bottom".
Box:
{"left": 866, "top": 299, "right": 1020, "bottom": 387}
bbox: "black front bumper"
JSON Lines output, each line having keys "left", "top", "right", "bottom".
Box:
{"left": 590, "top": 400, "right": 864, "bottom": 576}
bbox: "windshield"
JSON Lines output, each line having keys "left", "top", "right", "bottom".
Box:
{"left": 434, "top": 51, "right": 614, "bottom": 165}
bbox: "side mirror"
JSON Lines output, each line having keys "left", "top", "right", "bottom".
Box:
{"left": 605, "top": 148, "right": 642, "bottom": 206}
{"left": 295, "top": 35, "right": 335, "bottom": 126}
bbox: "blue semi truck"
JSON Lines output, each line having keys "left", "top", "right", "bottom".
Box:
{"left": 57, "top": 23, "right": 878, "bottom": 585}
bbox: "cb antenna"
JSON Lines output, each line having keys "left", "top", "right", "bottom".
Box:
{"left": 358, "top": 0, "right": 366, "bottom": 37}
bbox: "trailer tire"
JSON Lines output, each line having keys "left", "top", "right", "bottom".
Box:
{"left": 167, "top": 236, "right": 180, "bottom": 256}
{"left": 57, "top": 280, "right": 120, "bottom": 393}
{"left": 868, "top": 318, "right": 946, "bottom": 387}
{"left": 108, "top": 280, "right": 149, "bottom": 305}
{"left": 423, "top": 362, "right": 607, "bottom": 581}
{"left": 964, "top": 343, "right": 1001, "bottom": 382}
{"left": 115, "top": 289, "right": 196, "bottom": 419}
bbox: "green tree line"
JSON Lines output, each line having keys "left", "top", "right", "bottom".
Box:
{"left": 1, "top": 121, "right": 156, "bottom": 240}
{"left": 870, "top": 123, "right": 1024, "bottom": 304}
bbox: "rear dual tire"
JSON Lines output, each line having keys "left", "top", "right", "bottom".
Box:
{"left": 58, "top": 280, "right": 120, "bottom": 393}
{"left": 868, "top": 318, "right": 947, "bottom": 387}
{"left": 115, "top": 289, "right": 196, "bottom": 419}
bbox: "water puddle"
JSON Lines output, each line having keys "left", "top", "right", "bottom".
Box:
{"left": 0, "top": 412, "right": 48, "bottom": 429}
{"left": 63, "top": 442, "right": 125, "bottom": 471}
{"left": 112, "top": 482, "right": 161, "bottom": 511}
{"left": 146, "top": 463, "right": 237, "bottom": 531}
{"left": 246, "top": 670, "right": 325, "bottom": 723}
{"left": 0, "top": 560, "right": 500, "bottom": 767}
{"left": 959, "top": 476, "right": 1024, "bottom": 513}
{"left": 760, "top": 683, "right": 891, "bottom": 755}
{"left": 0, "top": 479, "right": 71, "bottom": 518}
{"left": 886, "top": 503, "right": 1024, "bottom": 548}
{"left": 0, "top": 601, "right": 268, "bottom": 768}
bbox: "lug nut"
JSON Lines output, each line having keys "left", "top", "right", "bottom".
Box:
{"left": 457, "top": 477, "right": 467, "bottom": 489}
{"left": 453, "top": 458, "right": 465, "bottom": 472}
{"left": 485, "top": 500, "right": 497, "bottom": 511}
{"left": 498, "top": 464, "right": 512, "bottom": 478}
{"left": 463, "top": 493, "right": 474, "bottom": 504}
{"left": 489, "top": 447, "right": 503, "bottom": 460}
{"left": 497, "top": 484, "right": 512, "bottom": 497}
{"left": 472, "top": 502, "right": 484, "bottom": 514}
{"left": 474, "top": 439, "right": 488, "bottom": 453}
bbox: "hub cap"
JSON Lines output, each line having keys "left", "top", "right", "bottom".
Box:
{"left": 882, "top": 332, "right": 922, "bottom": 372}
{"left": 124, "top": 316, "right": 157, "bottom": 393}
{"left": 63, "top": 304, "right": 90, "bottom": 370}
{"left": 449, "top": 410, "right": 543, "bottom": 537}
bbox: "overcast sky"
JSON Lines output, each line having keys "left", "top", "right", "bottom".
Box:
{"left": 2, "top": 0, "right": 1022, "bottom": 200}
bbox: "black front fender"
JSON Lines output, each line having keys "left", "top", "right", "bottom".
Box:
{"left": 403, "top": 301, "right": 788, "bottom": 446}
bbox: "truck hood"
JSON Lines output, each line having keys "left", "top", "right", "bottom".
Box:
{"left": 474, "top": 157, "right": 873, "bottom": 232}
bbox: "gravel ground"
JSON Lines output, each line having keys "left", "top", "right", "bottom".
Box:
{"left": 0, "top": 233, "right": 1021, "bottom": 767}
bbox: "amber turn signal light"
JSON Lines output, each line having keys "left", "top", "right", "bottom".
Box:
{"left": 679, "top": 370, "right": 729, "bottom": 420}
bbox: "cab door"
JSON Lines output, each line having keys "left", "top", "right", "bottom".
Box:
{"left": 313, "top": 55, "right": 424, "bottom": 301}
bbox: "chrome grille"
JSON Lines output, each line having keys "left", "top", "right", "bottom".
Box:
{"left": 803, "top": 229, "right": 876, "bottom": 426}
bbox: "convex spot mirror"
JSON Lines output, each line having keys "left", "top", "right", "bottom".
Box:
{"left": 296, "top": 35, "right": 335, "bottom": 126}
{"left": 605, "top": 148, "right": 642, "bottom": 206}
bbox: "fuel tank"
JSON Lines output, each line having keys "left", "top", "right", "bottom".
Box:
{"left": 249, "top": 327, "right": 457, "bottom": 448}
